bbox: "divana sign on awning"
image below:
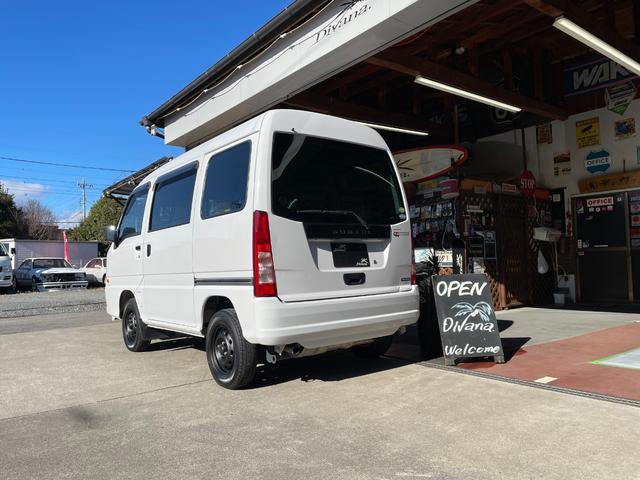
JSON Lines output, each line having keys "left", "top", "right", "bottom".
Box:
{"left": 564, "top": 55, "right": 638, "bottom": 96}
{"left": 163, "top": 0, "right": 479, "bottom": 147}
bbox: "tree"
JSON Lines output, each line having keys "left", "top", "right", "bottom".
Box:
{"left": 18, "top": 199, "right": 58, "bottom": 240}
{"left": 0, "top": 183, "right": 20, "bottom": 238}
{"left": 68, "top": 197, "right": 123, "bottom": 246}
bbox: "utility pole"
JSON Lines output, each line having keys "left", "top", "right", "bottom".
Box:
{"left": 77, "top": 177, "right": 94, "bottom": 220}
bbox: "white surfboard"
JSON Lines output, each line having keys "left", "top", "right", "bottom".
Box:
{"left": 393, "top": 145, "right": 468, "bottom": 183}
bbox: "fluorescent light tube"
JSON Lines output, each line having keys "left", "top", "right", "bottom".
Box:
{"left": 414, "top": 76, "right": 522, "bottom": 113}
{"left": 553, "top": 16, "right": 640, "bottom": 76}
{"left": 359, "top": 122, "right": 429, "bottom": 136}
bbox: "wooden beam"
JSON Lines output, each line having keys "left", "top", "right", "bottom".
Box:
{"left": 635, "top": 0, "right": 640, "bottom": 43}
{"left": 526, "top": 0, "right": 640, "bottom": 61}
{"left": 365, "top": 51, "right": 567, "bottom": 120}
{"left": 283, "top": 91, "right": 450, "bottom": 138}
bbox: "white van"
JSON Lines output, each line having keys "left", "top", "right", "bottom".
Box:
{"left": 105, "top": 110, "right": 419, "bottom": 389}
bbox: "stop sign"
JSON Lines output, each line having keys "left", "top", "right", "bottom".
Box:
{"left": 520, "top": 170, "right": 536, "bottom": 197}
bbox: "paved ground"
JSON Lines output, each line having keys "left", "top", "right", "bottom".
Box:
{"left": 0, "top": 288, "right": 105, "bottom": 318}
{"left": 1, "top": 310, "right": 639, "bottom": 479}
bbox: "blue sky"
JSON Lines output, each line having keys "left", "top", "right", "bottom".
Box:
{"left": 0, "top": 0, "right": 291, "bottom": 223}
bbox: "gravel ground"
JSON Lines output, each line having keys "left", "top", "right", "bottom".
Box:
{"left": 0, "top": 288, "right": 106, "bottom": 318}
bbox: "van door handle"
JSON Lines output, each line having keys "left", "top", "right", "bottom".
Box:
{"left": 344, "top": 273, "right": 365, "bottom": 286}
{"left": 134, "top": 245, "right": 141, "bottom": 251}
{"left": 146, "top": 244, "right": 151, "bottom": 257}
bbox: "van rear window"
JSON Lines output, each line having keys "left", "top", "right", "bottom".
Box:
{"left": 271, "top": 133, "right": 406, "bottom": 226}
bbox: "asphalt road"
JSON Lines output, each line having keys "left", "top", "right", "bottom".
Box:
{"left": 1, "top": 310, "right": 639, "bottom": 480}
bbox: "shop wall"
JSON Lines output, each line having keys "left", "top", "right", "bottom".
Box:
{"left": 477, "top": 99, "right": 640, "bottom": 197}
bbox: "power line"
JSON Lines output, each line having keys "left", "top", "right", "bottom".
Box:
{"left": 0, "top": 155, "right": 135, "bottom": 173}
{"left": 0, "top": 174, "right": 110, "bottom": 187}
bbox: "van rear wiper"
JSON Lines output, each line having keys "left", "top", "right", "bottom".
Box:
{"left": 296, "top": 209, "right": 368, "bottom": 229}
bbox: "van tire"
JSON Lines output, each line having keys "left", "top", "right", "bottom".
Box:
{"left": 122, "top": 298, "right": 150, "bottom": 352}
{"left": 205, "top": 308, "right": 256, "bottom": 389}
{"left": 351, "top": 335, "right": 394, "bottom": 358}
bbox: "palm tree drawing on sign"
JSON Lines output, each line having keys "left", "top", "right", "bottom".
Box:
{"left": 451, "top": 301, "right": 493, "bottom": 322}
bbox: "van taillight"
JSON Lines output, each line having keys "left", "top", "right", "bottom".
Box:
{"left": 411, "top": 237, "right": 417, "bottom": 286}
{"left": 253, "top": 210, "right": 277, "bottom": 297}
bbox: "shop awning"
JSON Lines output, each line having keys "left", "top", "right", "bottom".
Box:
{"left": 103, "top": 157, "right": 172, "bottom": 199}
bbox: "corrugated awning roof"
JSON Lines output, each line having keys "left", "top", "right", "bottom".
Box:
{"left": 103, "top": 157, "right": 172, "bottom": 198}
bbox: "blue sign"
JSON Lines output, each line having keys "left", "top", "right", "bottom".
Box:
{"left": 585, "top": 149, "right": 611, "bottom": 174}
{"left": 564, "top": 56, "right": 638, "bottom": 96}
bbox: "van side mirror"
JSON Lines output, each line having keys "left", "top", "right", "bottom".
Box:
{"left": 105, "top": 225, "right": 118, "bottom": 243}
{"left": 10, "top": 248, "right": 15, "bottom": 255}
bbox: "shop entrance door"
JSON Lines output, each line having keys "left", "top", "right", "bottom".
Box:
{"left": 574, "top": 192, "right": 632, "bottom": 303}
{"left": 498, "top": 196, "right": 531, "bottom": 307}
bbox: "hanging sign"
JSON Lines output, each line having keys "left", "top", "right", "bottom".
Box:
{"left": 586, "top": 196, "right": 614, "bottom": 208}
{"left": 579, "top": 169, "right": 640, "bottom": 193}
{"left": 585, "top": 149, "right": 611, "bottom": 174}
{"left": 432, "top": 274, "right": 505, "bottom": 366}
{"left": 519, "top": 170, "right": 536, "bottom": 197}
{"left": 564, "top": 56, "right": 638, "bottom": 96}
{"left": 606, "top": 82, "right": 637, "bottom": 115}
{"left": 576, "top": 117, "right": 601, "bottom": 148}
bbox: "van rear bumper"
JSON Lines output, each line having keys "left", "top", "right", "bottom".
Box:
{"left": 250, "top": 287, "right": 419, "bottom": 348}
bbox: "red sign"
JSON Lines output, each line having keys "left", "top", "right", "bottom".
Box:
{"left": 586, "top": 196, "right": 614, "bottom": 208}
{"left": 519, "top": 170, "right": 536, "bottom": 197}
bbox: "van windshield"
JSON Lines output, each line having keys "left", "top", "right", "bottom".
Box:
{"left": 271, "top": 133, "right": 406, "bottom": 226}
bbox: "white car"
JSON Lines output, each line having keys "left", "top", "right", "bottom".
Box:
{"left": 0, "top": 243, "right": 13, "bottom": 291}
{"left": 14, "top": 258, "right": 88, "bottom": 292}
{"left": 82, "top": 257, "right": 107, "bottom": 285}
{"left": 105, "top": 110, "right": 419, "bottom": 389}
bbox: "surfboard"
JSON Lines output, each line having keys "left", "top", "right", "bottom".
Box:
{"left": 393, "top": 145, "right": 468, "bottom": 183}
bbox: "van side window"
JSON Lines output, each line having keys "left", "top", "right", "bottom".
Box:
{"left": 150, "top": 164, "right": 198, "bottom": 231}
{"left": 118, "top": 186, "right": 149, "bottom": 241}
{"left": 201, "top": 141, "right": 251, "bottom": 219}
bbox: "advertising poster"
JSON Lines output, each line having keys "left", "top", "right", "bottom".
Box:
{"left": 614, "top": 118, "right": 636, "bottom": 140}
{"left": 537, "top": 124, "right": 553, "bottom": 144}
{"left": 576, "top": 117, "right": 600, "bottom": 148}
{"left": 553, "top": 151, "right": 572, "bottom": 176}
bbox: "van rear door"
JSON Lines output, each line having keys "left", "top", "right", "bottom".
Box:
{"left": 269, "top": 132, "right": 411, "bottom": 302}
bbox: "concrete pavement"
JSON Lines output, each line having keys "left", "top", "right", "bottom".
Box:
{"left": 1, "top": 310, "right": 639, "bottom": 479}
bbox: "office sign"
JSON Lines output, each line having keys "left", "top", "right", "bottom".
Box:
{"left": 432, "top": 274, "right": 505, "bottom": 366}
{"left": 585, "top": 149, "right": 611, "bottom": 174}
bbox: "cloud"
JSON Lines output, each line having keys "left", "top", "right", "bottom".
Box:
{"left": 57, "top": 209, "right": 83, "bottom": 230}
{"left": 0, "top": 179, "right": 50, "bottom": 204}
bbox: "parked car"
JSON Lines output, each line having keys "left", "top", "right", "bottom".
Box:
{"left": 0, "top": 242, "right": 14, "bottom": 292}
{"left": 14, "top": 257, "right": 88, "bottom": 292}
{"left": 82, "top": 257, "right": 107, "bottom": 285}
{"left": 105, "top": 110, "right": 419, "bottom": 389}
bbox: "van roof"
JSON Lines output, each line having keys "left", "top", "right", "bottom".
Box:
{"left": 132, "top": 109, "right": 385, "bottom": 191}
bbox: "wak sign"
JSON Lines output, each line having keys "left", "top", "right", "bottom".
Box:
{"left": 564, "top": 56, "right": 638, "bottom": 96}
{"left": 432, "top": 274, "right": 505, "bottom": 366}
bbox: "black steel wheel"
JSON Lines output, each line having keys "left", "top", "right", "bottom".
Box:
{"left": 205, "top": 308, "right": 256, "bottom": 389}
{"left": 351, "top": 335, "right": 394, "bottom": 358}
{"left": 122, "top": 298, "right": 150, "bottom": 352}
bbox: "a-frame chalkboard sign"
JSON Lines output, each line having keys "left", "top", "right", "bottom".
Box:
{"left": 431, "top": 274, "right": 505, "bottom": 366}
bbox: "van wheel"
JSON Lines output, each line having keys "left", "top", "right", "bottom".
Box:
{"left": 351, "top": 335, "right": 394, "bottom": 358}
{"left": 122, "top": 298, "right": 150, "bottom": 352}
{"left": 205, "top": 309, "right": 256, "bottom": 389}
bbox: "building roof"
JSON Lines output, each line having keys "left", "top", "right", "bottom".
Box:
{"left": 103, "top": 157, "right": 172, "bottom": 198}
{"left": 140, "top": 0, "right": 329, "bottom": 129}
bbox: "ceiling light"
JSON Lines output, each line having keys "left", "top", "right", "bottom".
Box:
{"left": 359, "top": 122, "right": 429, "bottom": 136}
{"left": 414, "top": 76, "right": 522, "bottom": 113}
{"left": 553, "top": 16, "right": 640, "bottom": 76}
